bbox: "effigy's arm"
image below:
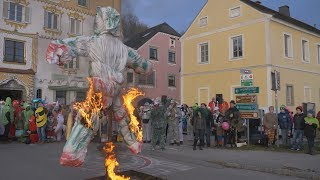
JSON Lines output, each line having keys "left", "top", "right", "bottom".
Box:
{"left": 126, "top": 47, "right": 153, "bottom": 74}
{"left": 46, "top": 36, "right": 94, "bottom": 66}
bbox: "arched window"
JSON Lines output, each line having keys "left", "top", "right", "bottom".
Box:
{"left": 36, "top": 89, "right": 42, "bottom": 99}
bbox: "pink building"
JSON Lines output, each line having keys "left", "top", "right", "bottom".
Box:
{"left": 125, "top": 23, "right": 181, "bottom": 102}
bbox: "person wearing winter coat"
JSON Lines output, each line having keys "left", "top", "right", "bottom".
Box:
{"left": 166, "top": 100, "right": 181, "bottom": 146}
{"left": 304, "top": 110, "right": 319, "bottom": 155}
{"left": 192, "top": 108, "right": 206, "bottom": 150}
{"left": 291, "top": 106, "right": 306, "bottom": 151}
{"left": 225, "top": 100, "right": 241, "bottom": 148}
{"left": 278, "top": 105, "right": 292, "bottom": 146}
{"left": 140, "top": 102, "right": 151, "bottom": 143}
{"left": 200, "top": 103, "right": 214, "bottom": 147}
{"left": 1, "top": 97, "right": 13, "bottom": 142}
{"left": 263, "top": 106, "right": 278, "bottom": 147}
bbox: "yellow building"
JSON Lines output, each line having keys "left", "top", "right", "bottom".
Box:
{"left": 0, "top": 0, "right": 120, "bottom": 102}
{"left": 181, "top": 0, "right": 320, "bottom": 113}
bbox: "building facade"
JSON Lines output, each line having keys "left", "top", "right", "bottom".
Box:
{"left": 125, "top": 23, "right": 181, "bottom": 102}
{"left": 181, "top": 0, "right": 320, "bottom": 112}
{"left": 0, "top": 0, "right": 121, "bottom": 103}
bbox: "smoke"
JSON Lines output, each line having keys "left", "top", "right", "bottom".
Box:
{"left": 121, "top": 0, "right": 134, "bottom": 15}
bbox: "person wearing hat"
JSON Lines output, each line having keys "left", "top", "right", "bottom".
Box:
{"left": 166, "top": 100, "right": 181, "bottom": 146}
{"left": 225, "top": 100, "right": 241, "bottom": 148}
{"left": 278, "top": 105, "right": 292, "bottom": 146}
{"left": 304, "top": 110, "right": 319, "bottom": 155}
{"left": 291, "top": 106, "right": 306, "bottom": 151}
{"left": 263, "top": 106, "right": 278, "bottom": 147}
{"left": 150, "top": 99, "right": 167, "bottom": 150}
{"left": 140, "top": 102, "right": 151, "bottom": 143}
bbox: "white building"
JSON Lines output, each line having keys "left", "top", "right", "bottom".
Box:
{"left": 0, "top": 0, "right": 121, "bottom": 104}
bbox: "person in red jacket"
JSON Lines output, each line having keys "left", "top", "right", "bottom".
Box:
{"left": 218, "top": 99, "right": 229, "bottom": 114}
{"left": 28, "top": 115, "right": 38, "bottom": 144}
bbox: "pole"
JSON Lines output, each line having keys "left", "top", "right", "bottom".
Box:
{"left": 275, "top": 90, "right": 279, "bottom": 147}
{"left": 247, "top": 119, "right": 250, "bottom": 145}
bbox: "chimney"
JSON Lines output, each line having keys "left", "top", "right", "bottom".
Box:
{"left": 279, "top": 5, "right": 290, "bottom": 17}
{"left": 255, "top": 1, "right": 261, "bottom": 5}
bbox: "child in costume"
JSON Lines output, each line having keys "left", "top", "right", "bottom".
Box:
{"left": 304, "top": 110, "right": 319, "bottom": 155}
{"left": 28, "top": 115, "right": 38, "bottom": 144}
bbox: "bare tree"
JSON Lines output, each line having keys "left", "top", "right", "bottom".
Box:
{"left": 121, "top": 0, "right": 148, "bottom": 41}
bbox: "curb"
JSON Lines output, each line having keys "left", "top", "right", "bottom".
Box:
{"left": 207, "top": 160, "right": 320, "bottom": 180}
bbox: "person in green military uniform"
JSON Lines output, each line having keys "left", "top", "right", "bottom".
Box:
{"left": 1, "top": 97, "right": 14, "bottom": 142}
{"left": 150, "top": 99, "right": 167, "bottom": 151}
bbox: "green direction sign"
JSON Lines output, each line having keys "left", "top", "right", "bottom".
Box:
{"left": 241, "top": 80, "right": 253, "bottom": 87}
{"left": 235, "top": 87, "right": 259, "bottom": 94}
{"left": 236, "top": 103, "right": 258, "bottom": 111}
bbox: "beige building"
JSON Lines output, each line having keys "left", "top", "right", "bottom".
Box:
{"left": 0, "top": 0, "right": 121, "bottom": 103}
{"left": 181, "top": 0, "right": 320, "bottom": 113}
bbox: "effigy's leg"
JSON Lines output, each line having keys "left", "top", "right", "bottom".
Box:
{"left": 112, "top": 96, "right": 142, "bottom": 154}
{"left": 60, "top": 113, "right": 99, "bottom": 167}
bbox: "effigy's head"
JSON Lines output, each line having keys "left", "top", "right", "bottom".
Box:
{"left": 95, "top": 6, "right": 120, "bottom": 37}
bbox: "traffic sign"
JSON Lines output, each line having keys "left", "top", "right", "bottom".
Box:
{"left": 240, "top": 74, "right": 254, "bottom": 80}
{"left": 235, "top": 87, "right": 259, "bottom": 94}
{"left": 240, "top": 112, "right": 259, "bottom": 119}
{"left": 241, "top": 80, "right": 253, "bottom": 87}
{"left": 236, "top": 95, "right": 257, "bottom": 103}
{"left": 236, "top": 103, "right": 258, "bottom": 111}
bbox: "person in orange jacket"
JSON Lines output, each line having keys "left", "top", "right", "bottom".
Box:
{"left": 28, "top": 115, "right": 38, "bottom": 144}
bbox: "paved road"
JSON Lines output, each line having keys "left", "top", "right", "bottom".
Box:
{"left": 0, "top": 141, "right": 316, "bottom": 180}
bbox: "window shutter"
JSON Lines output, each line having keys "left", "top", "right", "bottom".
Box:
{"left": 76, "top": 20, "right": 80, "bottom": 35}
{"left": 24, "top": 6, "right": 30, "bottom": 23}
{"left": 2, "top": 1, "right": 9, "bottom": 19}
{"left": 44, "top": 10, "right": 48, "bottom": 28}
{"left": 288, "top": 36, "right": 292, "bottom": 57}
{"left": 76, "top": 58, "right": 79, "bottom": 68}
{"left": 70, "top": 18, "right": 75, "bottom": 34}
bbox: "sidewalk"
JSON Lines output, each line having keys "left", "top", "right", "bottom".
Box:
{"left": 140, "top": 143, "right": 320, "bottom": 179}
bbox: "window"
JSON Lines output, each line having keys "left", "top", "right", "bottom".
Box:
{"left": 199, "top": 43, "right": 209, "bottom": 63}
{"left": 149, "top": 47, "right": 158, "bottom": 60}
{"left": 70, "top": 18, "right": 81, "bottom": 35}
{"left": 317, "top": 45, "right": 320, "bottom": 64}
{"left": 64, "top": 58, "right": 79, "bottom": 69}
{"left": 286, "top": 85, "right": 294, "bottom": 106}
{"left": 76, "top": 92, "right": 86, "bottom": 102}
{"left": 4, "top": 39, "right": 25, "bottom": 63}
{"left": 36, "top": 89, "right": 42, "bottom": 99}
{"left": 199, "top": 17, "right": 208, "bottom": 27}
{"left": 56, "top": 91, "right": 66, "bottom": 105}
{"left": 2, "top": 2, "right": 30, "bottom": 23}
{"left": 44, "top": 11, "right": 59, "bottom": 30}
{"left": 304, "top": 87, "right": 312, "bottom": 102}
{"left": 168, "top": 51, "right": 176, "bottom": 64}
{"left": 230, "top": 7, "right": 241, "bottom": 18}
{"left": 284, "top": 34, "right": 293, "bottom": 58}
{"left": 127, "top": 72, "right": 134, "bottom": 84}
{"left": 138, "top": 71, "right": 155, "bottom": 86}
{"left": 170, "top": 38, "right": 176, "bottom": 47}
{"left": 230, "top": 35, "right": 243, "bottom": 59}
{"left": 78, "top": 0, "right": 88, "bottom": 7}
{"left": 302, "top": 39, "right": 310, "bottom": 62}
{"left": 168, "top": 75, "right": 176, "bottom": 87}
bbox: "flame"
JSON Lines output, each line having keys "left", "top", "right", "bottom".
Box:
{"left": 104, "top": 142, "right": 130, "bottom": 180}
{"left": 73, "top": 78, "right": 103, "bottom": 129}
{"left": 123, "top": 88, "right": 144, "bottom": 142}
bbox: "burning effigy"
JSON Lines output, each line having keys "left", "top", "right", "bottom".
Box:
{"left": 45, "top": 6, "right": 152, "bottom": 179}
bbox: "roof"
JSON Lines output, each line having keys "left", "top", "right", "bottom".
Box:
{"left": 240, "top": 0, "right": 320, "bottom": 35}
{"left": 0, "top": 68, "right": 35, "bottom": 75}
{"left": 125, "top": 22, "right": 181, "bottom": 50}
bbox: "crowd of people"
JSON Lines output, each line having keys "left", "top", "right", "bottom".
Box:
{"left": 1, "top": 95, "right": 320, "bottom": 155}
{"left": 0, "top": 97, "right": 72, "bottom": 144}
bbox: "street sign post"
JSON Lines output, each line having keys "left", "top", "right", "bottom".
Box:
{"left": 236, "top": 103, "right": 258, "bottom": 111}
{"left": 241, "top": 80, "right": 253, "bottom": 87}
{"left": 236, "top": 95, "right": 257, "bottom": 103}
{"left": 235, "top": 87, "right": 259, "bottom": 94}
{"left": 240, "top": 112, "right": 259, "bottom": 119}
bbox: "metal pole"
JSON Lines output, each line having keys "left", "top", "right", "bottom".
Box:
{"left": 275, "top": 90, "right": 279, "bottom": 147}
{"left": 247, "top": 119, "right": 250, "bottom": 145}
